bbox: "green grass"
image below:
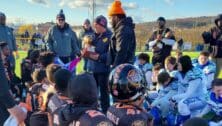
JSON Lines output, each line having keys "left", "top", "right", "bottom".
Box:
{"left": 15, "top": 51, "right": 221, "bottom": 78}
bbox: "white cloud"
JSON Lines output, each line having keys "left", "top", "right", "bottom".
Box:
{"left": 27, "top": 0, "right": 51, "bottom": 7}
{"left": 7, "top": 17, "right": 27, "bottom": 26}
{"left": 141, "top": 8, "right": 160, "bottom": 17}
{"left": 66, "top": 1, "right": 89, "bottom": 8}
{"left": 59, "top": 0, "right": 113, "bottom": 9}
{"left": 59, "top": 0, "right": 138, "bottom": 10}
{"left": 123, "top": 2, "right": 138, "bottom": 10}
{"left": 164, "top": 0, "right": 175, "bottom": 6}
{"left": 132, "top": 15, "right": 145, "bottom": 23}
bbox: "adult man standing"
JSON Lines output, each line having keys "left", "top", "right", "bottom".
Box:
{"left": 202, "top": 14, "right": 222, "bottom": 77}
{"left": 107, "top": 0, "right": 136, "bottom": 68}
{"left": 0, "top": 51, "right": 26, "bottom": 125}
{"left": 46, "top": 9, "right": 80, "bottom": 64}
{"left": 83, "top": 15, "right": 112, "bottom": 113}
{"left": 147, "top": 17, "right": 176, "bottom": 66}
{"left": 0, "top": 12, "right": 19, "bottom": 72}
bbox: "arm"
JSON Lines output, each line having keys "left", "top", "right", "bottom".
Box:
{"left": 145, "top": 71, "right": 153, "bottom": 88}
{"left": 152, "top": 90, "right": 177, "bottom": 106}
{"left": 45, "top": 28, "right": 54, "bottom": 52}
{"left": 172, "top": 79, "right": 201, "bottom": 101}
{"left": 11, "top": 30, "right": 19, "bottom": 58}
{"left": 97, "top": 39, "right": 110, "bottom": 63}
{"left": 199, "top": 105, "right": 211, "bottom": 117}
{"left": 113, "top": 29, "right": 131, "bottom": 66}
{"left": 71, "top": 31, "right": 81, "bottom": 56}
{"left": 162, "top": 38, "right": 176, "bottom": 46}
{"left": 12, "top": 31, "right": 18, "bottom": 52}
{"left": 0, "top": 51, "right": 26, "bottom": 123}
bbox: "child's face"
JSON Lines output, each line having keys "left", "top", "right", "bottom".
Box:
{"left": 162, "top": 78, "right": 170, "bottom": 86}
{"left": 138, "top": 59, "right": 146, "bottom": 65}
{"left": 198, "top": 55, "right": 208, "bottom": 65}
{"left": 213, "top": 86, "right": 222, "bottom": 98}
{"left": 165, "top": 62, "right": 175, "bottom": 72}
{"left": 177, "top": 62, "right": 182, "bottom": 71}
{"left": 152, "top": 70, "right": 159, "bottom": 82}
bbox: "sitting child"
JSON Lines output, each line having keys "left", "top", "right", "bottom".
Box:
{"left": 151, "top": 63, "right": 163, "bottom": 90}
{"left": 192, "top": 51, "right": 216, "bottom": 90}
{"left": 81, "top": 35, "right": 96, "bottom": 72}
{"left": 151, "top": 72, "right": 178, "bottom": 117}
{"left": 162, "top": 56, "right": 180, "bottom": 80}
{"left": 200, "top": 79, "right": 222, "bottom": 124}
{"left": 134, "top": 53, "right": 153, "bottom": 89}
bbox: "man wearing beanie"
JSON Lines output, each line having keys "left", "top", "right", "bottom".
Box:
{"left": 0, "top": 12, "right": 19, "bottom": 72}
{"left": 107, "top": 0, "right": 136, "bottom": 68}
{"left": 46, "top": 9, "right": 80, "bottom": 64}
{"left": 59, "top": 73, "right": 113, "bottom": 126}
{"left": 146, "top": 17, "right": 176, "bottom": 66}
{"left": 84, "top": 15, "right": 112, "bottom": 113}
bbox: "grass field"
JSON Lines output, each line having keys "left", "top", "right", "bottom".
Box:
{"left": 15, "top": 51, "right": 222, "bottom": 78}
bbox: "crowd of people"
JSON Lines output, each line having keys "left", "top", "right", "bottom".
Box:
{"left": 0, "top": 0, "right": 222, "bottom": 126}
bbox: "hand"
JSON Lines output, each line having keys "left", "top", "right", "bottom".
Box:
{"left": 165, "top": 31, "right": 173, "bottom": 38}
{"left": 213, "top": 30, "right": 217, "bottom": 39}
{"left": 8, "top": 105, "right": 27, "bottom": 124}
{"left": 14, "top": 51, "right": 19, "bottom": 59}
{"left": 169, "top": 98, "right": 177, "bottom": 109}
{"left": 156, "top": 34, "right": 162, "bottom": 41}
{"left": 15, "top": 53, "right": 19, "bottom": 59}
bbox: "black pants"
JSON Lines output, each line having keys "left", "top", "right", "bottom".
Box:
{"left": 93, "top": 73, "right": 110, "bottom": 113}
{"left": 59, "top": 56, "right": 70, "bottom": 64}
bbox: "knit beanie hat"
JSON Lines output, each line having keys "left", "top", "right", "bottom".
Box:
{"left": 108, "top": 0, "right": 125, "bottom": 16}
{"left": 84, "top": 19, "right": 90, "bottom": 25}
{"left": 57, "top": 9, "right": 65, "bottom": 20}
{"left": 0, "top": 12, "right": 6, "bottom": 18}
{"left": 95, "top": 15, "right": 107, "bottom": 28}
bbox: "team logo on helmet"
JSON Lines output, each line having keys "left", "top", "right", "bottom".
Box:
{"left": 132, "top": 120, "right": 146, "bottom": 126}
{"left": 97, "top": 121, "right": 113, "bottom": 126}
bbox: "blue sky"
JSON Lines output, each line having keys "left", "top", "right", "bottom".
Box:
{"left": 1, "top": 0, "right": 222, "bottom": 25}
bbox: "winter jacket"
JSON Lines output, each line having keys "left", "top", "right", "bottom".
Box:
{"left": 0, "top": 25, "right": 17, "bottom": 51}
{"left": 91, "top": 30, "right": 112, "bottom": 73}
{"left": 59, "top": 104, "right": 113, "bottom": 126}
{"left": 45, "top": 23, "right": 80, "bottom": 57}
{"left": 108, "top": 17, "right": 136, "bottom": 67}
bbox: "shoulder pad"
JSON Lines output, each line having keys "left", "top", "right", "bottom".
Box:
{"left": 186, "top": 67, "right": 203, "bottom": 81}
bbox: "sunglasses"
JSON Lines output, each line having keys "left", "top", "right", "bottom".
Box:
{"left": 58, "top": 18, "right": 65, "bottom": 21}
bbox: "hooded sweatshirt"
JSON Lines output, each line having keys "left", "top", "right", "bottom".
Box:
{"left": 59, "top": 104, "right": 113, "bottom": 126}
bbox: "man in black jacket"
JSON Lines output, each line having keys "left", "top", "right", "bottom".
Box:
{"left": 147, "top": 17, "right": 176, "bottom": 66}
{"left": 202, "top": 14, "right": 222, "bottom": 77}
{"left": 107, "top": 0, "right": 136, "bottom": 68}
